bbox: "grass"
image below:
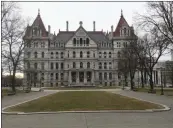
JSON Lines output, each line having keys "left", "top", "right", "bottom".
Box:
{"left": 5, "top": 91, "right": 163, "bottom": 112}
{"left": 43, "top": 86, "right": 118, "bottom": 90}
{"left": 136, "top": 87, "right": 173, "bottom": 96}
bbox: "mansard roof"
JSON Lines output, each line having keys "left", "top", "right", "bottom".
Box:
{"left": 55, "top": 30, "right": 111, "bottom": 44}
{"left": 114, "top": 14, "right": 129, "bottom": 37}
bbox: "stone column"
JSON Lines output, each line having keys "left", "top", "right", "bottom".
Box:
{"left": 68, "top": 71, "right": 71, "bottom": 86}
{"left": 77, "top": 71, "right": 79, "bottom": 84}
{"left": 84, "top": 71, "right": 87, "bottom": 84}
{"left": 92, "top": 71, "right": 95, "bottom": 85}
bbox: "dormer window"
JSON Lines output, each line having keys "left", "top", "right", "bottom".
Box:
{"left": 86, "top": 38, "right": 89, "bottom": 46}
{"left": 124, "top": 28, "right": 126, "bottom": 35}
{"left": 80, "top": 38, "right": 83, "bottom": 46}
{"left": 73, "top": 38, "right": 76, "bottom": 46}
{"left": 32, "top": 27, "right": 38, "bottom": 36}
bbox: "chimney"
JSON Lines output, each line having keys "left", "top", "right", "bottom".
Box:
{"left": 111, "top": 25, "right": 113, "bottom": 38}
{"left": 48, "top": 25, "right": 51, "bottom": 34}
{"left": 93, "top": 21, "right": 95, "bottom": 31}
{"left": 66, "top": 21, "right": 69, "bottom": 31}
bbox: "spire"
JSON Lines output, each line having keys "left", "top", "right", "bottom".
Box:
{"left": 38, "top": 8, "right": 40, "bottom": 16}
{"left": 121, "top": 9, "right": 123, "bottom": 17}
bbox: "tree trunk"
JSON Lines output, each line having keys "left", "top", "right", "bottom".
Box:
{"left": 141, "top": 71, "right": 144, "bottom": 88}
{"left": 11, "top": 68, "right": 16, "bottom": 93}
{"left": 149, "top": 74, "right": 154, "bottom": 91}
{"left": 130, "top": 78, "right": 134, "bottom": 90}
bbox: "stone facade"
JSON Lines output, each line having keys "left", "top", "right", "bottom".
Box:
{"left": 23, "top": 11, "right": 137, "bottom": 87}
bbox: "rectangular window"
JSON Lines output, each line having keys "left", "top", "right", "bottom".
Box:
{"left": 41, "top": 62, "right": 44, "bottom": 70}
{"left": 56, "top": 73, "right": 58, "bottom": 80}
{"left": 99, "top": 73, "right": 102, "bottom": 80}
{"left": 50, "top": 73, "right": 53, "bottom": 80}
{"left": 61, "top": 63, "right": 63, "bottom": 69}
{"left": 51, "top": 63, "right": 54, "bottom": 70}
{"left": 61, "top": 73, "right": 63, "bottom": 80}
{"left": 56, "top": 63, "right": 59, "bottom": 69}
{"left": 27, "top": 52, "right": 31, "bottom": 58}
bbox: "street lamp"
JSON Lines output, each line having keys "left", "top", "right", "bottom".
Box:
{"left": 160, "top": 67, "right": 164, "bottom": 95}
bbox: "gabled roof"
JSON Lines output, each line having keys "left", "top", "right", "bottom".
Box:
{"left": 114, "top": 15, "right": 129, "bottom": 37}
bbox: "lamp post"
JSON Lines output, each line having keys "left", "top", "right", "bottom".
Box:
{"left": 160, "top": 67, "right": 164, "bottom": 95}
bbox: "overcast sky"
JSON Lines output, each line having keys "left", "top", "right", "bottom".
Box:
{"left": 18, "top": 1, "right": 171, "bottom": 61}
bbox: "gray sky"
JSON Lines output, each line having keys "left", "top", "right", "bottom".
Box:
{"left": 19, "top": 1, "right": 171, "bottom": 61}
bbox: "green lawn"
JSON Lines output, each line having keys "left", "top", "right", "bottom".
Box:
{"left": 5, "top": 91, "right": 163, "bottom": 112}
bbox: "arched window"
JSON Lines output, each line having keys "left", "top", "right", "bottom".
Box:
{"left": 73, "top": 51, "right": 76, "bottom": 58}
{"left": 104, "top": 73, "right": 107, "bottom": 80}
{"left": 34, "top": 63, "right": 37, "bottom": 69}
{"left": 99, "top": 62, "right": 102, "bottom": 69}
{"left": 109, "top": 52, "right": 112, "bottom": 58}
{"left": 34, "top": 52, "right": 37, "bottom": 58}
{"left": 80, "top": 38, "right": 83, "bottom": 46}
{"left": 93, "top": 52, "right": 95, "bottom": 58}
{"left": 42, "top": 52, "right": 44, "bottom": 58}
{"left": 73, "top": 62, "right": 76, "bottom": 68}
{"left": 87, "top": 51, "right": 90, "bottom": 58}
{"left": 109, "top": 73, "right": 112, "bottom": 80}
{"left": 80, "top": 62, "right": 83, "bottom": 68}
{"left": 117, "top": 51, "right": 121, "bottom": 58}
{"left": 61, "top": 52, "right": 63, "bottom": 58}
{"left": 27, "top": 62, "right": 30, "bottom": 69}
{"left": 73, "top": 38, "right": 76, "bottom": 46}
{"left": 51, "top": 52, "right": 54, "bottom": 59}
{"left": 86, "top": 38, "right": 89, "bottom": 46}
{"left": 104, "top": 62, "right": 107, "bottom": 69}
{"left": 104, "top": 52, "right": 107, "bottom": 58}
{"left": 80, "top": 51, "right": 83, "bottom": 58}
{"left": 87, "top": 62, "right": 90, "bottom": 68}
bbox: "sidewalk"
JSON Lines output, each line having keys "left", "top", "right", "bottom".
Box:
{"left": 2, "top": 91, "right": 55, "bottom": 108}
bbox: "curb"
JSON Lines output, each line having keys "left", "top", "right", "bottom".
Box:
{"left": 2, "top": 109, "right": 155, "bottom": 115}
{"left": 2, "top": 91, "right": 171, "bottom": 115}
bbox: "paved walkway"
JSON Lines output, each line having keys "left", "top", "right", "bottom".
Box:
{"left": 2, "top": 90, "right": 173, "bottom": 128}
{"left": 2, "top": 91, "right": 56, "bottom": 108}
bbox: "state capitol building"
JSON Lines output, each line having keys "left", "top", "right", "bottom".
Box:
{"left": 23, "top": 10, "right": 137, "bottom": 87}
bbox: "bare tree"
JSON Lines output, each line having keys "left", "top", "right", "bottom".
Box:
{"left": 136, "top": 2, "right": 173, "bottom": 47}
{"left": 118, "top": 57, "right": 129, "bottom": 88}
{"left": 1, "top": 2, "right": 27, "bottom": 93}
{"left": 133, "top": 29, "right": 169, "bottom": 92}
{"left": 120, "top": 43, "right": 138, "bottom": 90}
